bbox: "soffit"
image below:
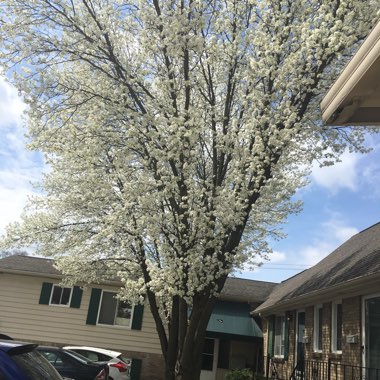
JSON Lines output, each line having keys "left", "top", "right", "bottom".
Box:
{"left": 321, "top": 21, "right": 380, "bottom": 126}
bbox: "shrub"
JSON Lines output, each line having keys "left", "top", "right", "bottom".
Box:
{"left": 226, "top": 368, "right": 253, "bottom": 380}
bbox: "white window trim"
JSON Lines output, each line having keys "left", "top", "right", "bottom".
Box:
{"left": 49, "top": 284, "right": 73, "bottom": 307}
{"left": 331, "top": 301, "right": 342, "bottom": 354}
{"left": 96, "top": 290, "right": 134, "bottom": 329}
{"left": 274, "top": 315, "right": 286, "bottom": 358}
{"left": 314, "top": 304, "right": 323, "bottom": 353}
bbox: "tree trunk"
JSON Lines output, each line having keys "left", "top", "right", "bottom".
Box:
{"left": 148, "top": 275, "right": 228, "bottom": 380}
{"left": 167, "top": 294, "right": 219, "bottom": 380}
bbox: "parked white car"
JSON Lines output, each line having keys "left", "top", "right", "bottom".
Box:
{"left": 63, "top": 346, "right": 131, "bottom": 380}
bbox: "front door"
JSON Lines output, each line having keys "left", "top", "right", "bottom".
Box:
{"left": 200, "top": 338, "right": 219, "bottom": 380}
{"left": 365, "top": 297, "right": 380, "bottom": 372}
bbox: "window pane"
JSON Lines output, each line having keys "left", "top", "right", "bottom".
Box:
{"left": 115, "top": 300, "right": 132, "bottom": 326}
{"left": 203, "top": 338, "right": 214, "bottom": 355}
{"left": 61, "top": 288, "right": 71, "bottom": 305}
{"left": 201, "top": 339, "right": 214, "bottom": 371}
{"left": 314, "top": 306, "right": 323, "bottom": 352}
{"left": 336, "top": 304, "right": 342, "bottom": 351}
{"left": 77, "top": 350, "right": 101, "bottom": 361}
{"left": 50, "top": 286, "right": 62, "bottom": 304}
{"left": 318, "top": 308, "right": 323, "bottom": 351}
{"left": 274, "top": 316, "right": 285, "bottom": 356}
{"left": 50, "top": 286, "right": 71, "bottom": 305}
{"left": 217, "top": 340, "right": 230, "bottom": 369}
{"left": 41, "top": 351, "right": 58, "bottom": 364}
{"left": 97, "top": 353, "right": 112, "bottom": 361}
{"left": 202, "top": 354, "right": 214, "bottom": 371}
{"left": 98, "top": 292, "right": 117, "bottom": 325}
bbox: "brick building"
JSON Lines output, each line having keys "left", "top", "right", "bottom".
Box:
{"left": 254, "top": 222, "right": 380, "bottom": 380}
{"left": 254, "top": 18, "right": 380, "bottom": 379}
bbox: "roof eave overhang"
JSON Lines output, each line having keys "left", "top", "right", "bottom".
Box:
{"left": 321, "top": 21, "right": 380, "bottom": 126}
{"left": 254, "top": 272, "right": 380, "bottom": 317}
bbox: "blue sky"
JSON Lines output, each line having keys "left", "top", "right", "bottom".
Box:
{"left": 1, "top": 75, "right": 380, "bottom": 284}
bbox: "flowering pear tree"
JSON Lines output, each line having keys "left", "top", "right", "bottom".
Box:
{"left": 0, "top": 1, "right": 376, "bottom": 379}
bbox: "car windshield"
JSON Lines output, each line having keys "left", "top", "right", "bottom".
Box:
{"left": 11, "top": 350, "right": 62, "bottom": 380}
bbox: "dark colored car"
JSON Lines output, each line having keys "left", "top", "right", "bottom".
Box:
{"left": 0, "top": 339, "right": 63, "bottom": 380}
{"left": 36, "top": 346, "right": 108, "bottom": 380}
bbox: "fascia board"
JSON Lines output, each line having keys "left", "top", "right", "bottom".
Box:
{"left": 321, "top": 21, "right": 380, "bottom": 124}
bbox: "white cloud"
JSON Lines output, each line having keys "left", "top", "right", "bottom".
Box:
{"left": 362, "top": 163, "right": 380, "bottom": 198}
{"left": 238, "top": 250, "right": 288, "bottom": 278}
{"left": 310, "top": 133, "right": 380, "bottom": 197}
{"left": 311, "top": 151, "right": 360, "bottom": 193}
{"left": 0, "top": 76, "right": 43, "bottom": 235}
{"left": 360, "top": 136, "right": 380, "bottom": 198}
{"left": 301, "top": 241, "right": 339, "bottom": 266}
{"left": 0, "top": 188, "right": 30, "bottom": 232}
{"left": 268, "top": 250, "right": 287, "bottom": 263}
{"left": 0, "top": 76, "right": 26, "bottom": 128}
{"left": 299, "top": 217, "right": 358, "bottom": 266}
{"left": 323, "top": 219, "right": 358, "bottom": 242}
{"left": 238, "top": 218, "right": 359, "bottom": 280}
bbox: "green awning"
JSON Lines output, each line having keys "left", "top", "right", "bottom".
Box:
{"left": 206, "top": 300, "right": 263, "bottom": 341}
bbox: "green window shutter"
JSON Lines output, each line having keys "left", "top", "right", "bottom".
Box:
{"left": 70, "top": 286, "right": 83, "bottom": 308}
{"left": 86, "top": 288, "right": 102, "bottom": 325}
{"left": 131, "top": 304, "right": 144, "bottom": 330}
{"left": 130, "top": 358, "right": 142, "bottom": 380}
{"left": 267, "top": 315, "right": 274, "bottom": 357}
{"left": 284, "top": 313, "right": 290, "bottom": 360}
{"left": 39, "top": 282, "right": 53, "bottom": 305}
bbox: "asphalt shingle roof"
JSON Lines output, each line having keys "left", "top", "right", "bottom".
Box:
{"left": 0, "top": 255, "right": 59, "bottom": 275}
{"left": 222, "top": 277, "right": 277, "bottom": 303}
{"left": 256, "top": 222, "right": 380, "bottom": 312}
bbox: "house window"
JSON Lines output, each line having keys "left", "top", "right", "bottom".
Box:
{"left": 314, "top": 305, "right": 323, "bottom": 352}
{"left": 97, "top": 291, "right": 133, "bottom": 327}
{"left": 39, "top": 282, "right": 82, "bottom": 308}
{"left": 331, "top": 302, "right": 342, "bottom": 353}
{"left": 201, "top": 338, "right": 215, "bottom": 371}
{"left": 49, "top": 285, "right": 72, "bottom": 306}
{"left": 274, "top": 315, "right": 286, "bottom": 357}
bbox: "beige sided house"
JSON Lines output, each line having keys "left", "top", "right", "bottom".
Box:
{"left": 255, "top": 221, "right": 380, "bottom": 380}
{"left": 0, "top": 255, "right": 276, "bottom": 380}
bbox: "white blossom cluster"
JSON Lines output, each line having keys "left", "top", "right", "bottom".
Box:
{"left": 0, "top": 0, "right": 377, "bottom": 315}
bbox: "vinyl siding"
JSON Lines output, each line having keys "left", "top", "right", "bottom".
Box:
{"left": 0, "top": 272, "right": 161, "bottom": 354}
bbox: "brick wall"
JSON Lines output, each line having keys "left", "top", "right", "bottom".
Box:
{"left": 261, "top": 295, "right": 363, "bottom": 379}
{"left": 130, "top": 351, "right": 165, "bottom": 380}
{"left": 322, "top": 302, "right": 332, "bottom": 361}
{"left": 304, "top": 305, "right": 314, "bottom": 361}
{"left": 287, "top": 311, "right": 296, "bottom": 366}
{"left": 342, "top": 296, "right": 362, "bottom": 367}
